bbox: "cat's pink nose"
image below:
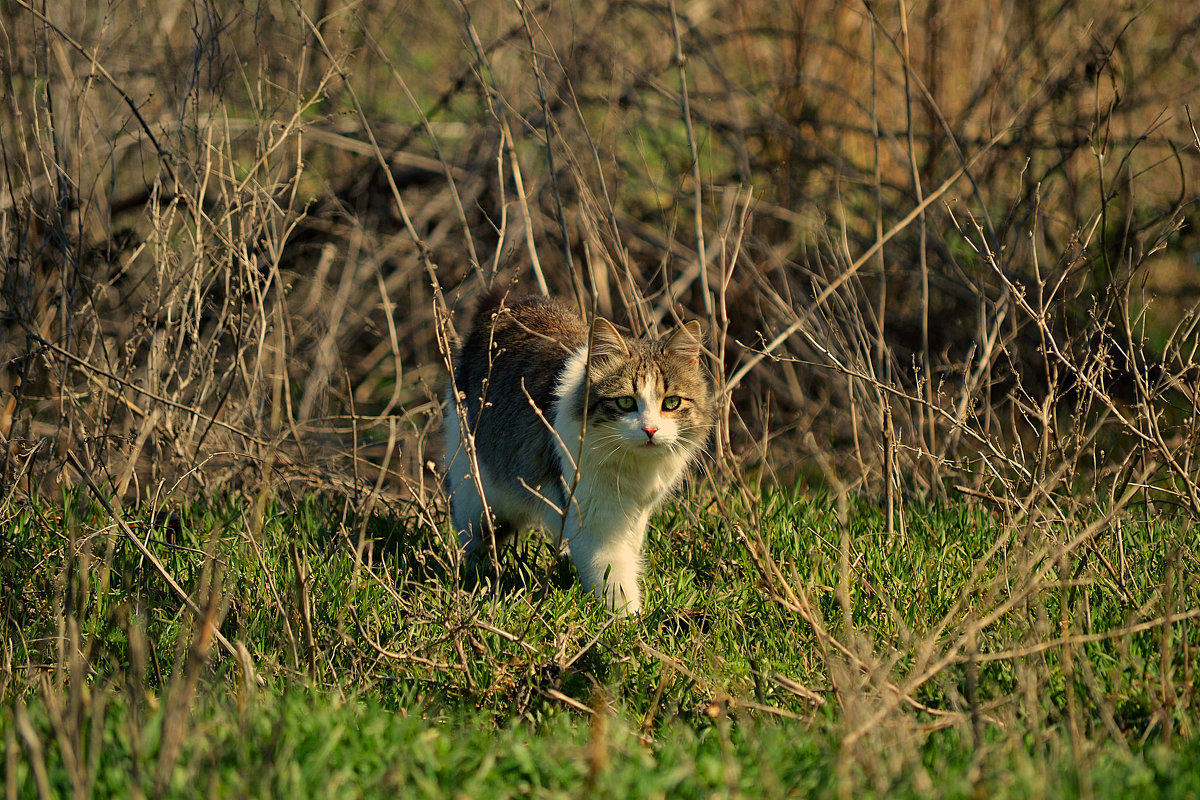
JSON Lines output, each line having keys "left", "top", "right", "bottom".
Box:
{"left": 642, "top": 425, "right": 658, "bottom": 440}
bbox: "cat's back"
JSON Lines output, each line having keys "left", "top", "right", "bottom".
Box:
{"left": 455, "top": 293, "right": 588, "bottom": 414}
{"left": 470, "top": 293, "right": 588, "bottom": 352}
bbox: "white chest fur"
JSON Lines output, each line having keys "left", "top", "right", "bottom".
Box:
{"left": 551, "top": 348, "right": 698, "bottom": 614}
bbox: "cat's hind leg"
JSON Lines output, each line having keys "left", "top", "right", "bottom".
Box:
{"left": 444, "top": 394, "right": 512, "bottom": 560}
{"left": 446, "top": 466, "right": 516, "bottom": 561}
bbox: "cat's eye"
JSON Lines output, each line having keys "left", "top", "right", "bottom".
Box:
{"left": 615, "top": 396, "right": 637, "bottom": 411}
{"left": 662, "top": 396, "right": 682, "bottom": 411}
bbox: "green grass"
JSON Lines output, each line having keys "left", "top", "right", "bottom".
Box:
{"left": 3, "top": 485, "right": 1198, "bottom": 797}
{"left": 10, "top": 685, "right": 1200, "bottom": 799}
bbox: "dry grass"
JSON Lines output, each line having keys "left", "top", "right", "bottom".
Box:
{"left": 2, "top": 1, "right": 1197, "bottom": 501}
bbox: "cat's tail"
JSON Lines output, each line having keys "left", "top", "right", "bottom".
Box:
{"left": 469, "top": 285, "right": 509, "bottom": 333}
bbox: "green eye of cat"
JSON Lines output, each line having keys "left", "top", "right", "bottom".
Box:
{"left": 662, "top": 396, "right": 682, "bottom": 411}
{"left": 615, "top": 396, "right": 637, "bottom": 411}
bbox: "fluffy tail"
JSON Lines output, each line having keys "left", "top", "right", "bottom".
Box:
{"left": 469, "top": 285, "right": 508, "bottom": 333}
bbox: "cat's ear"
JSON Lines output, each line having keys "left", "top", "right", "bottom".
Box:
{"left": 665, "top": 320, "right": 704, "bottom": 365}
{"left": 589, "top": 317, "right": 629, "bottom": 365}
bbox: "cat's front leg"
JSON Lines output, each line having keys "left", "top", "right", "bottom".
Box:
{"left": 568, "top": 522, "right": 646, "bottom": 616}
{"left": 574, "top": 549, "right": 641, "bottom": 615}
{"left": 599, "top": 554, "right": 642, "bottom": 616}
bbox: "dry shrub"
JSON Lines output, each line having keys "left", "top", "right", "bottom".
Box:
{"left": 2, "top": 2, "right": 1197, "bottom": 501}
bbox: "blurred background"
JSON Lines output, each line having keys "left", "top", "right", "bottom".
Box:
{"left": 2, "top": 0, "right": 1198, "bottom": 512}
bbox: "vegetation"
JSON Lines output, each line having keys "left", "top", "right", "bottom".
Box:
{"left": 4, "top": 491, "right": 1198, "bottom": 798}
{"left": 2, "top": 0, "right": 1199, "bottom": 797}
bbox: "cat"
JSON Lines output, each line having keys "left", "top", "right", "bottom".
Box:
{"left": 443, "top": 292, "right": 715, "bottom": 615}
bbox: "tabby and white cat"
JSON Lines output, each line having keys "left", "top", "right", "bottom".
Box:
{"left": 443, "top": 293, "right": 715, "bottom": 615}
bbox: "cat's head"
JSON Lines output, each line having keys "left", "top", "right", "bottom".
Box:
{"left": 579, "top": 318, "right": 715, "bottom": 457}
